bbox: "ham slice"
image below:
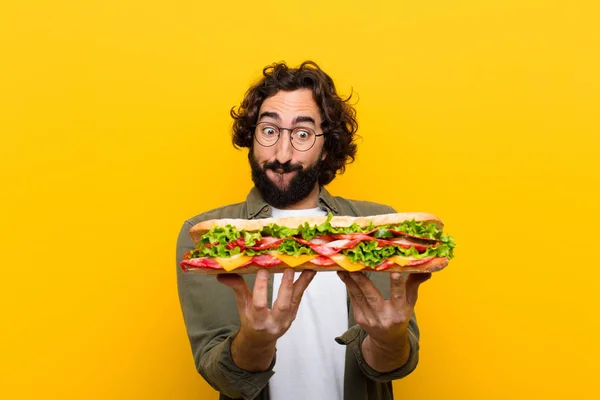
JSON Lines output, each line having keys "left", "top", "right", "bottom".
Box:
{"left": 375, "top": 260, "right": 397, "bottom": 271}
{"left": 309, "top": 256, "right": 337, "bottom": 266}
{"left": 389, "top": 230, "right": 439, "bottom": 243}
{"left": 309, "top": 235, "right": 334, "bottom": 244}
{"left": 181, "top": 255, "right": 280, "bottom": 271}
{"left": 331, "top": 234, "right": 429, "bottom": 252}
{"left": 406, "top": 257, "right": 434, "bottom": 266}
{"left": 379, "top": 238, "right": 428, "bottom": 252}
{"left": 292, "top": 237, "right": 350, "bottom": 256}
{"left": 225, "top": 236, "right": 284, "bottom": 251}
{"left": 180, "top": 257, "right": 221, "bottom": 271}
{"left": 311, "top": 245, "right": 342, "bottom": 256}
{"left": 293, "top": 237, "right": 313, "bottom": 246}
{"left": 226, "top": 238, "right": 246, "bottom": 251}
{"left": 374, "top": 256, "right": 436, "bottom": 270}
{"left": 249, "top": 237, "right": 284, "bottom": 250}
{"left": 324, "top": 239, "right": 363, "bottom": 249}
{"left": 251, "top": 255, "right": 282, "bottom": 267}
{"left": 331, "top": 234, "right": 374, "bottom": 241}
{"left": 292, "top": 237, "right": 341, "bottom": 256}
{"left": 182, "top": 253, "right": 436, "bottom": 272}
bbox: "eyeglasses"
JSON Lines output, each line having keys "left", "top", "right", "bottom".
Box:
{"left": 253, "top": 122, "right": 324, "bottom": 152}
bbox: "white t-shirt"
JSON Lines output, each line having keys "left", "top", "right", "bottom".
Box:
{"left": 268, "top": 206, "right": 348, "bottom": 400}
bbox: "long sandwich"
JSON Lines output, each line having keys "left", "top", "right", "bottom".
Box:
{"left": 180, "top": 213, "right": 456, "bottom": 274}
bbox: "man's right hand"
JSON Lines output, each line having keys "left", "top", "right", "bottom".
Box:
{"left": 217, "top": 268, "right": 316, "bottom": 371}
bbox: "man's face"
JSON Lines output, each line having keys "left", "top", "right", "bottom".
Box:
{"left": 250, "top": 88, "right": 326, "bottom": 208}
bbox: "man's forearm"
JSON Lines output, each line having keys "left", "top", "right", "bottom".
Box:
{"left": 362, "top": 333, "right": 411, "bottom": 373}
{"left": 231, "top": 330, "right": 277, "bottom": 372}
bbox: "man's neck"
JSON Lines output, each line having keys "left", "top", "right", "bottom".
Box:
{"left": 276, "top": 184, "right": 320, "bottom": 210}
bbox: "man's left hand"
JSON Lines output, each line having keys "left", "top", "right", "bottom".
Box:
{"left": 337, "top": 271, "right": 431, "bottom": 371}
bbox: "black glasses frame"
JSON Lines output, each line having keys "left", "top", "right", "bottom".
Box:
{"left": 252, "top": 122, "right": 325, "bottom": 152}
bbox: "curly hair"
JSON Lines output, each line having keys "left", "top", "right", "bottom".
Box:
{"left": 230, "top": 60, "right": 358, "bottom": 186}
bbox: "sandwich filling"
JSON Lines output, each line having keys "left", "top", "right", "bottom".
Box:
{"left": 181, "top": 215, "right": 456, "bottom": 272}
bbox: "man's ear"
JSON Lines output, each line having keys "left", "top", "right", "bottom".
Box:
{"left": 321, "top": 150, "right": 327, "bottom": 161}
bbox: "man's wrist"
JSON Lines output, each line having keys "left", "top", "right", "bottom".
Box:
{"left": 368, "top": 331, "right": 409, "bottom": 353}
{"left": 362, "top": 333, "right": 411, "bottom": 373}
{"left": 231, "top": 330, "right": 277, "bottom": 372}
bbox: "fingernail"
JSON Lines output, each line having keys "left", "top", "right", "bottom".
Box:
{"left": 258, "top": 269, "right": 268, "bottom": 280}
{"left": 391, "top": 272, "right": 402, "bottom": 280}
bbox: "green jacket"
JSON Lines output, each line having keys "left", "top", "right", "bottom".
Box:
{"left": 176, "top": 187, "right": 421, "bottom": 400}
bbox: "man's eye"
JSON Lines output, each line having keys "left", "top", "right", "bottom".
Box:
{"left": 296, "top": 130, "right": 310, "bottom": 140}
{"left": 263, "top": 127, "right": 277, "bottom": 136}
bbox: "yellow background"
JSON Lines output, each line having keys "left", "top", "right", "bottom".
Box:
{"left": 1, "top": 0, "right": 599, "bottom": 399}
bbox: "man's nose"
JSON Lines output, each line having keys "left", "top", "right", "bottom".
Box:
{"left": 274, "top": 130, "right": 294, "bottom": 164}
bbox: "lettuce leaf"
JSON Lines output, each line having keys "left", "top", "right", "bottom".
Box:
{"left": 202, "top": 225, "right": 240, "bottom": 246}
{"left": 277, "top": 238, "right": 315, "bottom": 256}
{"left": 260, "top": 214, "right": 376, "bottom": 239}
{"left": 343, "top": 239, "right": 456, "bottom": 268}
{"left": 261, "top": 224, "right": 299, "bottom": 238}
{"left": 243, "top": 230, "right": 262, "bottom": 246}
{"left": 387, "top": 220, "right": 442, "bottom": 240}
{"left": 343, "top": 241, "right": 396, "bottom": 267}
{"left": 188, "top": 242, "right": 240, "bottom": 259}
{"left": 328, "top": 222, "right": 376, "bottom": 235}
{"left": 373, "top": 228, "right": 394, "bottom": 239}
{"left": 243, "top": 248, "right": 264, "bottom": 256}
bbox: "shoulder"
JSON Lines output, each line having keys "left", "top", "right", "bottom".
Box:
{"left": 331, "top": 195, "right": 396, "bottom": 217}
{"left": 183, "top": 201, "right": 248, "bottom": 228}
{"left": 177, "top": 201, "right": 248, "bottom": 250}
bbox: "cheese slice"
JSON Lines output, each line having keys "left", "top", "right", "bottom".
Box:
{"left": 211, "top": 253, "right": 406, "bottom": 272}
{"left": 389, "top": 255, "right": 415, "bottom": 267}
{"left": 268, "top": 252, "right": 317, "bottom": 267}
{"left": 328, "top": 254, "right": 367, "bottom": 272}
{"left": 213, "top": 254, "right": 253, "bottom": 272}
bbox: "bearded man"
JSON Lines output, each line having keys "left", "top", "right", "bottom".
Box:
{"left": 176, "top": 61, "right": 431, "bottom": 400}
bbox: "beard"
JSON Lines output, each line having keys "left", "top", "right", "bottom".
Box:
{"left": 249, "top": 150, "right": 323, "bottom": 209}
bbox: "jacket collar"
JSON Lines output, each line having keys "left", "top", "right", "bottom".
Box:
{"left": 246, "top": 186, "right": 339, "bottom": 219}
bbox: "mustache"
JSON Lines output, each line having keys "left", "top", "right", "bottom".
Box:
{"left": 263, "top": 161, "right": 303, "bottom": 173}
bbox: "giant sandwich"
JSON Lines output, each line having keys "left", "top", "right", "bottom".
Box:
{"left": 180, "top": 213, "right": 455, "bottom": 274}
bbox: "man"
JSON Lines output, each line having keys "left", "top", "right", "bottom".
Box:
{"left": 176, "top": 61, "right": 431, "bottom": 400}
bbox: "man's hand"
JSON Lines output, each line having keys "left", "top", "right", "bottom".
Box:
{"left": 217, "top": 268, "right": 316, "bottom": 371}
{"left": 337, "top": 271, "right": 431, "bottom": 372}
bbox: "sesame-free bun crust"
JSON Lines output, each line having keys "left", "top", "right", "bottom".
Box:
{"left": 189, "top": 212, "right": 443, "bottom": 244}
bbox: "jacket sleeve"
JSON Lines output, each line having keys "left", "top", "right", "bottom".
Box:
{"left": 176, "top": 221, "right": 275, "bottom": 400}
